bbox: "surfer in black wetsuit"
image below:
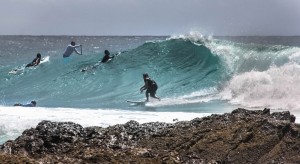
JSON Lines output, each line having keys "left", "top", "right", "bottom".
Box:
{"left": 26, "top": 53, "right": 41, "bottom": 67}
{"left": 140, "top": 73, "right": 160, "bottom": 101}
{"left": 14, "top": 101, "right": 37, "bottom": 107}
{"left": 101, "top": 50, "right": 114, "bottom": 63}
{"left": 81, "top": 50, "right": 118, "bottom": 72}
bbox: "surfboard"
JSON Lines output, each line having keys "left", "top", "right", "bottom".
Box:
{"left": 81, "top": 63, "right": 101, "bottom": 72}
{"left": 40, "top": 56, "right": 50, "bottom": 64}
{"left": 126, "top": 100, "right": 146, "bottom": 105}
{"left": 81, "top": 58, "right": 113, "bottom": 72}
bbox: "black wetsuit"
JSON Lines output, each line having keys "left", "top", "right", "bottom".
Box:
{"left": 101, "top": 54, "right": 113, "bottom": 63}
{"left": 26, "top": 57, "right": 40, "bottom": 67}
{"left": 145, "top": 78, "right": 158, "bottom": 97}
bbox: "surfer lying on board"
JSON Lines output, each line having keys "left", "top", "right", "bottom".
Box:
{"left": 140, "top": 73, "right": 160, "bottom": 101}
{"left": 81, "top": 50, "right": 116, "bottom": 72}
{"left": 63, "top": 41, "right": 82, "bottom": 58}
{"left": 14, "top": 101, "right": 37, "bottom": 107}
{"left": 26, "top": 53, "right": 41, "bottom": 67}
{"left": 101, "top": 50, "right": 114, "bottom": 63}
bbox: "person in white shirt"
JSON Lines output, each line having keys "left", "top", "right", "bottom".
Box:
{"left": 63, "top": 41, "right": 82, "bottom": 58}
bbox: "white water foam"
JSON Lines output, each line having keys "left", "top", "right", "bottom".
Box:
{"left": 0, "top": 106, "right": 211, "bottom": 144}
{"left": 169, "top": 31, "right": 213, "bottom": 44}
{"left": 289, "top": 49, "right": 300, "bottom": 64}
{"left": 220, "top": 63, "right": 300, "bottom": 110}
{"left": 146, "top": 88, "right": 218, "bottom": 107}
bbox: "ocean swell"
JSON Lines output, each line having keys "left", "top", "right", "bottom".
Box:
{"left": 1, "top": 34, "right": 300, "bottom": 110}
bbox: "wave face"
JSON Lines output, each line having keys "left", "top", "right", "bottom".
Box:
{"left": 1, "top": 34, "right": 300, "bottom": 110}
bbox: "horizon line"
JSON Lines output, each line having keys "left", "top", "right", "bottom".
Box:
{"left": 1, "top": 34, "right": 300, "bottom": 37}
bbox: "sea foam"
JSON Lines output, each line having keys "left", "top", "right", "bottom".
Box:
{"left": 0, "top": 106, "right": 211, "bottom": 144}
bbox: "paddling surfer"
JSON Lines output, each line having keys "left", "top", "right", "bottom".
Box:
{"left": 81, "top": 50, "right": 115, "bottom": 72}
{"left": 14, "top": 101, "right": 37, "bottom": 107}
{"left": 26, "top": 53, "right": 41, "bottom": 67}
{"left": 101, "top": 50, "right": 114, "bottom": 63}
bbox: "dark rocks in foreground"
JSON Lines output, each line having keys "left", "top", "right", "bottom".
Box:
{"left": 1, "top": 108, "right": 300, "bottom": 163}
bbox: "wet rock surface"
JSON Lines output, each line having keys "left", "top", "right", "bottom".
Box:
{"left": 1, "top": 108, "right": 300, "bottom": 163}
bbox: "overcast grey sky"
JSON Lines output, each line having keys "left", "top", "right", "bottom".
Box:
{"left": 0, "top": 0, "right": 299, "bottom": 36}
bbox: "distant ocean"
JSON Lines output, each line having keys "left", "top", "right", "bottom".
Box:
{"left": 1, "top": 32, "right": 300, "bottom": 144}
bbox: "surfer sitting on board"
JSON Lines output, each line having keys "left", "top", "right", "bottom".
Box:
{"left": 14, "top": 101, "right": 37, "bottom": 107}
{"left": 26, "top": 53, "right": 41, "bottom": 67}
{"left": 140, "top": 73, "right": 160, "bottom": 101}
{"left": 63, "top": 41, "right": 82, "bottom": 58}
{"left": 101, "top": 50, "right": 114, "bottom": 63}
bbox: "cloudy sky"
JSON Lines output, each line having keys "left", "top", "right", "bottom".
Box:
{"left": 0, "top": 0, "right": 299, "bottom": 36}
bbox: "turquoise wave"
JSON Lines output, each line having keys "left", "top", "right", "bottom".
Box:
{"left": 1, "top": 36, "right": 299, "bottom": 109}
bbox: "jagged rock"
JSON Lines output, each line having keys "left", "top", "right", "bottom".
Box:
{"left": 0, "top": 108, "right": 299, "bottom": 163}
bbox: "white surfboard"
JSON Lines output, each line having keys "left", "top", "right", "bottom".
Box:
{"left": 126, "top": 100, "right": 146, "bottom": 105}
{"left": 40, "top": 56, "right": 50, "bottom": 64}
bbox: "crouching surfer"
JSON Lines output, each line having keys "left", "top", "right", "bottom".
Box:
{"left": 140, "top": 73, "right": 160, "bottom": 102}
{"left": 14, "top": 101, "right": 37, "bottom": 107}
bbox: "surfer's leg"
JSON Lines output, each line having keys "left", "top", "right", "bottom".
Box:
{"left": 145, "top": 90, "right": 150, "bottom": 101}
{"left": 150, "top": 92, "right": 160, "bottom": 100}
{"left": 150, "top": 86, "right": 160, "bottom": 100}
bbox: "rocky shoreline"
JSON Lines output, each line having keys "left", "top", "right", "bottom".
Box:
{"left": 1, "top": 108, "right": 300, "bottom": 163}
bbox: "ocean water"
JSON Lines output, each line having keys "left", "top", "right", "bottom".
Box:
{"left": 1, "top": 33, "right": 300, "bottom": 144}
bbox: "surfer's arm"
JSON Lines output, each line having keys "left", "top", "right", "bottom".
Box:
{"left": 74, "top": 48, "right": 81, "bottom": 55}
{"left": 69, "top": 44, "right": 82, "bottom": 55}
{"left": 34, "top": 58, "right": 41, "bottom": 66}
{"left": 140, "top": 81, "right": 149, "bottom": 92}
{"left": 140, "top": 85, "right": 145, "bottom": 92}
